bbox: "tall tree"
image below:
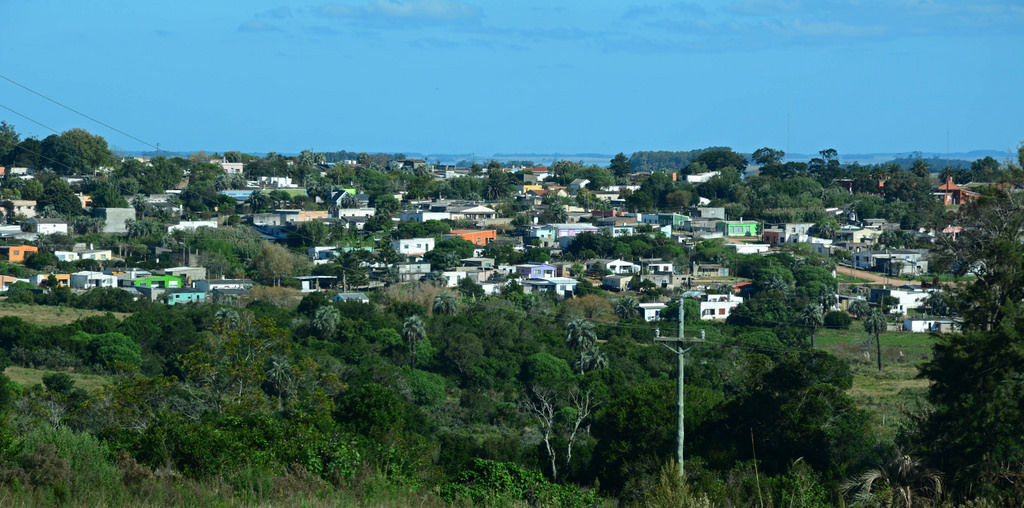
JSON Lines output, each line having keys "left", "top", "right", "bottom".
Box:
{"left": 402, "top": 315, "right": 427, "bottom": 369}
{"left": 800, "top": 303, "right": 824, "bottom": 348}
{"left": 615, "top": 296, "right": 641, "bottom": 320}
{"left": 863, "top": 308, "right": 887, "bottom": 371}
{"left": 609, "top": 152, "right": 631, "bottom": 178}
{"left": 432, "top": 292, "right": 458, "bottom": 316}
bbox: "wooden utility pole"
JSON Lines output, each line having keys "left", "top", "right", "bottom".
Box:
{"left": 655, "top": 297, "right": 705, "bottom": 477}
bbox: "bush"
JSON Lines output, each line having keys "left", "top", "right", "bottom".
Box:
{"left": 824, "top": 311, "right": 852, "bottom": 330}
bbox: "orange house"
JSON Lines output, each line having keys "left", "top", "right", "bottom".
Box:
{"left": 935, "top": 177, "right": 980, "bottom": 205}
{"left": 446, "top": 229, "right": 497, "bottom": 246}
{"left": 1, "top": 245, "right": 39, "bottom": 262}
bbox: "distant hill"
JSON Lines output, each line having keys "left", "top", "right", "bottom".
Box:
{"left": 120, "top": 148, "right": 1015, "bottom": 169}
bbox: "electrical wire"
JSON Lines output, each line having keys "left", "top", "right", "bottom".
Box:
{"left": 0, "top": 73, "right": 162, "bottom": 151}
{"left": 0, "top": 103, "right": 59, "bottom": 135}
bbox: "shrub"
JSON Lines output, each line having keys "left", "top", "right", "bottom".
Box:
{"left": 824, "top": 311, "right": 852, "bottom": 330}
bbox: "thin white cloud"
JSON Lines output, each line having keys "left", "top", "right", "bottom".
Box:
{"left": 260, "top": 6, "right": 293, "bottom": 19}
{"left": 318, "top": 0, "right": 482, "bottom": 21}
{"left": 238, "top": 20, "right": 284, "bottom": 32}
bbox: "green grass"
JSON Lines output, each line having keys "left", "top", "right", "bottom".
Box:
{"left": 0, "top": 301, "right": 130, "bottom": 326}
{"left": 817, "top": 322, "right": 937, "bottom": 443}
{"left": 5, "top": 366, "right": 112, "bottom": 392}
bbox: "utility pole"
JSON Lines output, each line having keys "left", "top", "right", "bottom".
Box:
{"left": 655, "top": 297, "right": 705, "bottom": 478}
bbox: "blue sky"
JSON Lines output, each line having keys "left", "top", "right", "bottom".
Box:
{"left": 2, "top": 0, "right": 1022, "bottom": 159}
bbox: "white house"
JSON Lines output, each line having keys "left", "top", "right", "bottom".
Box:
{"left": 870, "top": 288, "right": 930, "bottom": 315}
{"left": 639, "top": 302, "right": 667, "bottom": 322}
{"left": 391, "top": 237, "right": 436, "bottom": 256}
{"left": 218, "top": 160, "right": 244, "bottom": 176}
{"left": 25, "top": 218, "right": 68, "bottom": 235}
{"left": 167, "top": 220, "right": 217, "bottom": 233}
{"left": 399, "top": 210, "right": 451, "bottom": 222}
{"left": 69, "top": 271, "right": 119, "bottom": 289}
{"left": 605, "top": 259, "right": 641, "bottom": 275}
{"left": 700, "top": 294, "right": 744, "bottom": 321}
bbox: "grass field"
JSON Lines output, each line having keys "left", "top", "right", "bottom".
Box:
{"left": 0, "top": 302, "right": 130, "bottom": 326}
{"left": 817, "top": 323, "right": 936, "bottom": 443}
{"left": 4, "top": 366, "right": 111, "bottom": 392}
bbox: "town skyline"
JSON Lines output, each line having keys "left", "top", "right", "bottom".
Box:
{"left": 2, "top": 1, "right": 1022, "bottom": 157}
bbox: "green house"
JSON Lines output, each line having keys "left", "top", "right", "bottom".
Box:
{"left": 716, "top": 220, "right": 759, "bottom": 237}
{"left": 132, "top": 275, "right": 183, "bottom": 289}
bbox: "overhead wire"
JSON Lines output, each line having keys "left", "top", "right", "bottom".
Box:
{"left": 0, "top": 73, "right": 163, "bottom": 151}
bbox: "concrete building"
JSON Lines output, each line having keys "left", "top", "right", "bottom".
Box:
{"left": 95, "top": 207, "right": 135, "bottom": 234}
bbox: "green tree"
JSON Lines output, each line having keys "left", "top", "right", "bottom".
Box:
{"left": 310, "top": 305, "right": 340, "bottom": 339}
{"left": 609, "top": 152, "right": 631, "bottom": 178}
{"left": 863, "top": 308, "right": 887, "bottom": 371}
{"left": 848, "top": 299, "right": 870, "bottom": 319}
{"left": 402, "top": 315, "right": 427, "bottom": 369}
{"left": 615, "top": 296, "right": 641, "bottom": 320}
{"left": 918, "top": 308, "right": 1024, "bottom": 499}
{"left": 39, "top": 178, "right": 82, "bottom": 216}
{"left": 432, "top": 292, "right": 458, "bottom": 316}
{"left": 800, "top": 303, "right": 824, "bottom": 348}
{"left": 254, "top": 241, "right": 295, "bottom": 286}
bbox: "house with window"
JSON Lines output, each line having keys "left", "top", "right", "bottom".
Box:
{"left": 852, "top": 249, "right": 928, "bottom": 275}
{"left": 521, "top": 277, "right": 577, "bottom": 298}
{"left": 24, "top": 218, "right": 68, "bottom": 235}
{"left": 193, "top": 279, "right": 254, "bottom": 292}
{"left": 450, "top": 205, "right": 497, "bottom": 222}
{"left": 0, "top": 275, "right": 30, "bottom": 292}
{"left": 605, "top": 259, "right": 641, "bottom": 275}
{"left": 691, "top": 263, "right": 729, "bottom": 278}
{"left": 1, "top": 245, "right": 38, "bottom": 262}
{"left": 715, "top": 220, "right": 759, "bottom": 237}
{"left": 514, "top": 262, "right": 556, "bottom": 279}
{"left": 396, "top": 262, "right": 431, "bottom": 282}
{"left": 2, "top": 199, "right": 37, "bottom": 219}
{"left": 165, "top": 288, "right": 206, "bottom": 305}
{"left": 391, "top": 237, "right": 436, "bottom": 256}
{"left": 639, "top": 302, "right": 667, "bottom": 321}
{"left": 69, "top": 271, "right": 118, "bottom": 289}
{"left": 446, "top": 229, "right": 497, "bottom": 246}
{"left": 131, "top": 275, "right": 183, "bottom": 289}
{"left": 934, "top": 177, "right": 980, "bottom": 205}
{"left": 602, "top": 274, "right": 633, "bottom": 292}
{"left": 28, "top": 273, "right": 70, "bottom": 287}
{"left": 869, "top": 288, "right": 930, "bottom": 315}
{"left": 700, "top": 294, "right": 743, "bottom": 321}
{"left": 399, "top": 210, "right": 451, "bottom": 222}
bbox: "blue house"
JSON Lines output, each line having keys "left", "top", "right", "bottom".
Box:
{"left": 165, "top": 288, "right": 206, "bottom": 305}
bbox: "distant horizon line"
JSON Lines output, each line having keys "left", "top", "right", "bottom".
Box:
{"left": 114, "top": 147, "right": 1015, "bottom": 165}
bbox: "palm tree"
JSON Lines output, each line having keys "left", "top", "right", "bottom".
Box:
{"left": 818, "top": 287, "right": 837, "bottom": 314}
{"left": 573, "top": 347, "right": 609, "bottom": 374}
{"left": 565, "top": 318, "right": 597, "bottom": 374}
{"left": 848, "top": 299, "right": 870, "bottom": 319}
{"left": 247, "top": 189, "right": 272, "bottom": 212}
{"left": 310, "top": 306, "right": 341, "bottom": 339}
{"left": 864, "top": 308, "right": 887, "bottom": 371}
{"left": 265, "top": 356, "right": 294, "bottom": 411}
{"left": 402, "top": 315, "right": 427, "bottom": 369}
{"left": 843, "top": 448, "right": 943, "bottom": 507}
{"left": 615, "top": 296, "right": 641, "bottom": 320}
{"left": 799, "top": 303, "right": 824, "bottom": 348}
{"left": 432, "top": 292, "right": 458, "bottom": 316}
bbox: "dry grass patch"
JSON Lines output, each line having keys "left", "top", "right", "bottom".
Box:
{"left": 4, "top": 366, "right": 112, "bottom": 392}
{"left": 0, "top": 302, "right": 130, "bottom": 326}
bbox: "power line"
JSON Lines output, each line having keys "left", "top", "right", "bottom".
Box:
{"left": 0, "top": 73, "right": 161, "bottom": 151}
{"left": 0, "top": 103, "right": 59, "bottom": 135}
